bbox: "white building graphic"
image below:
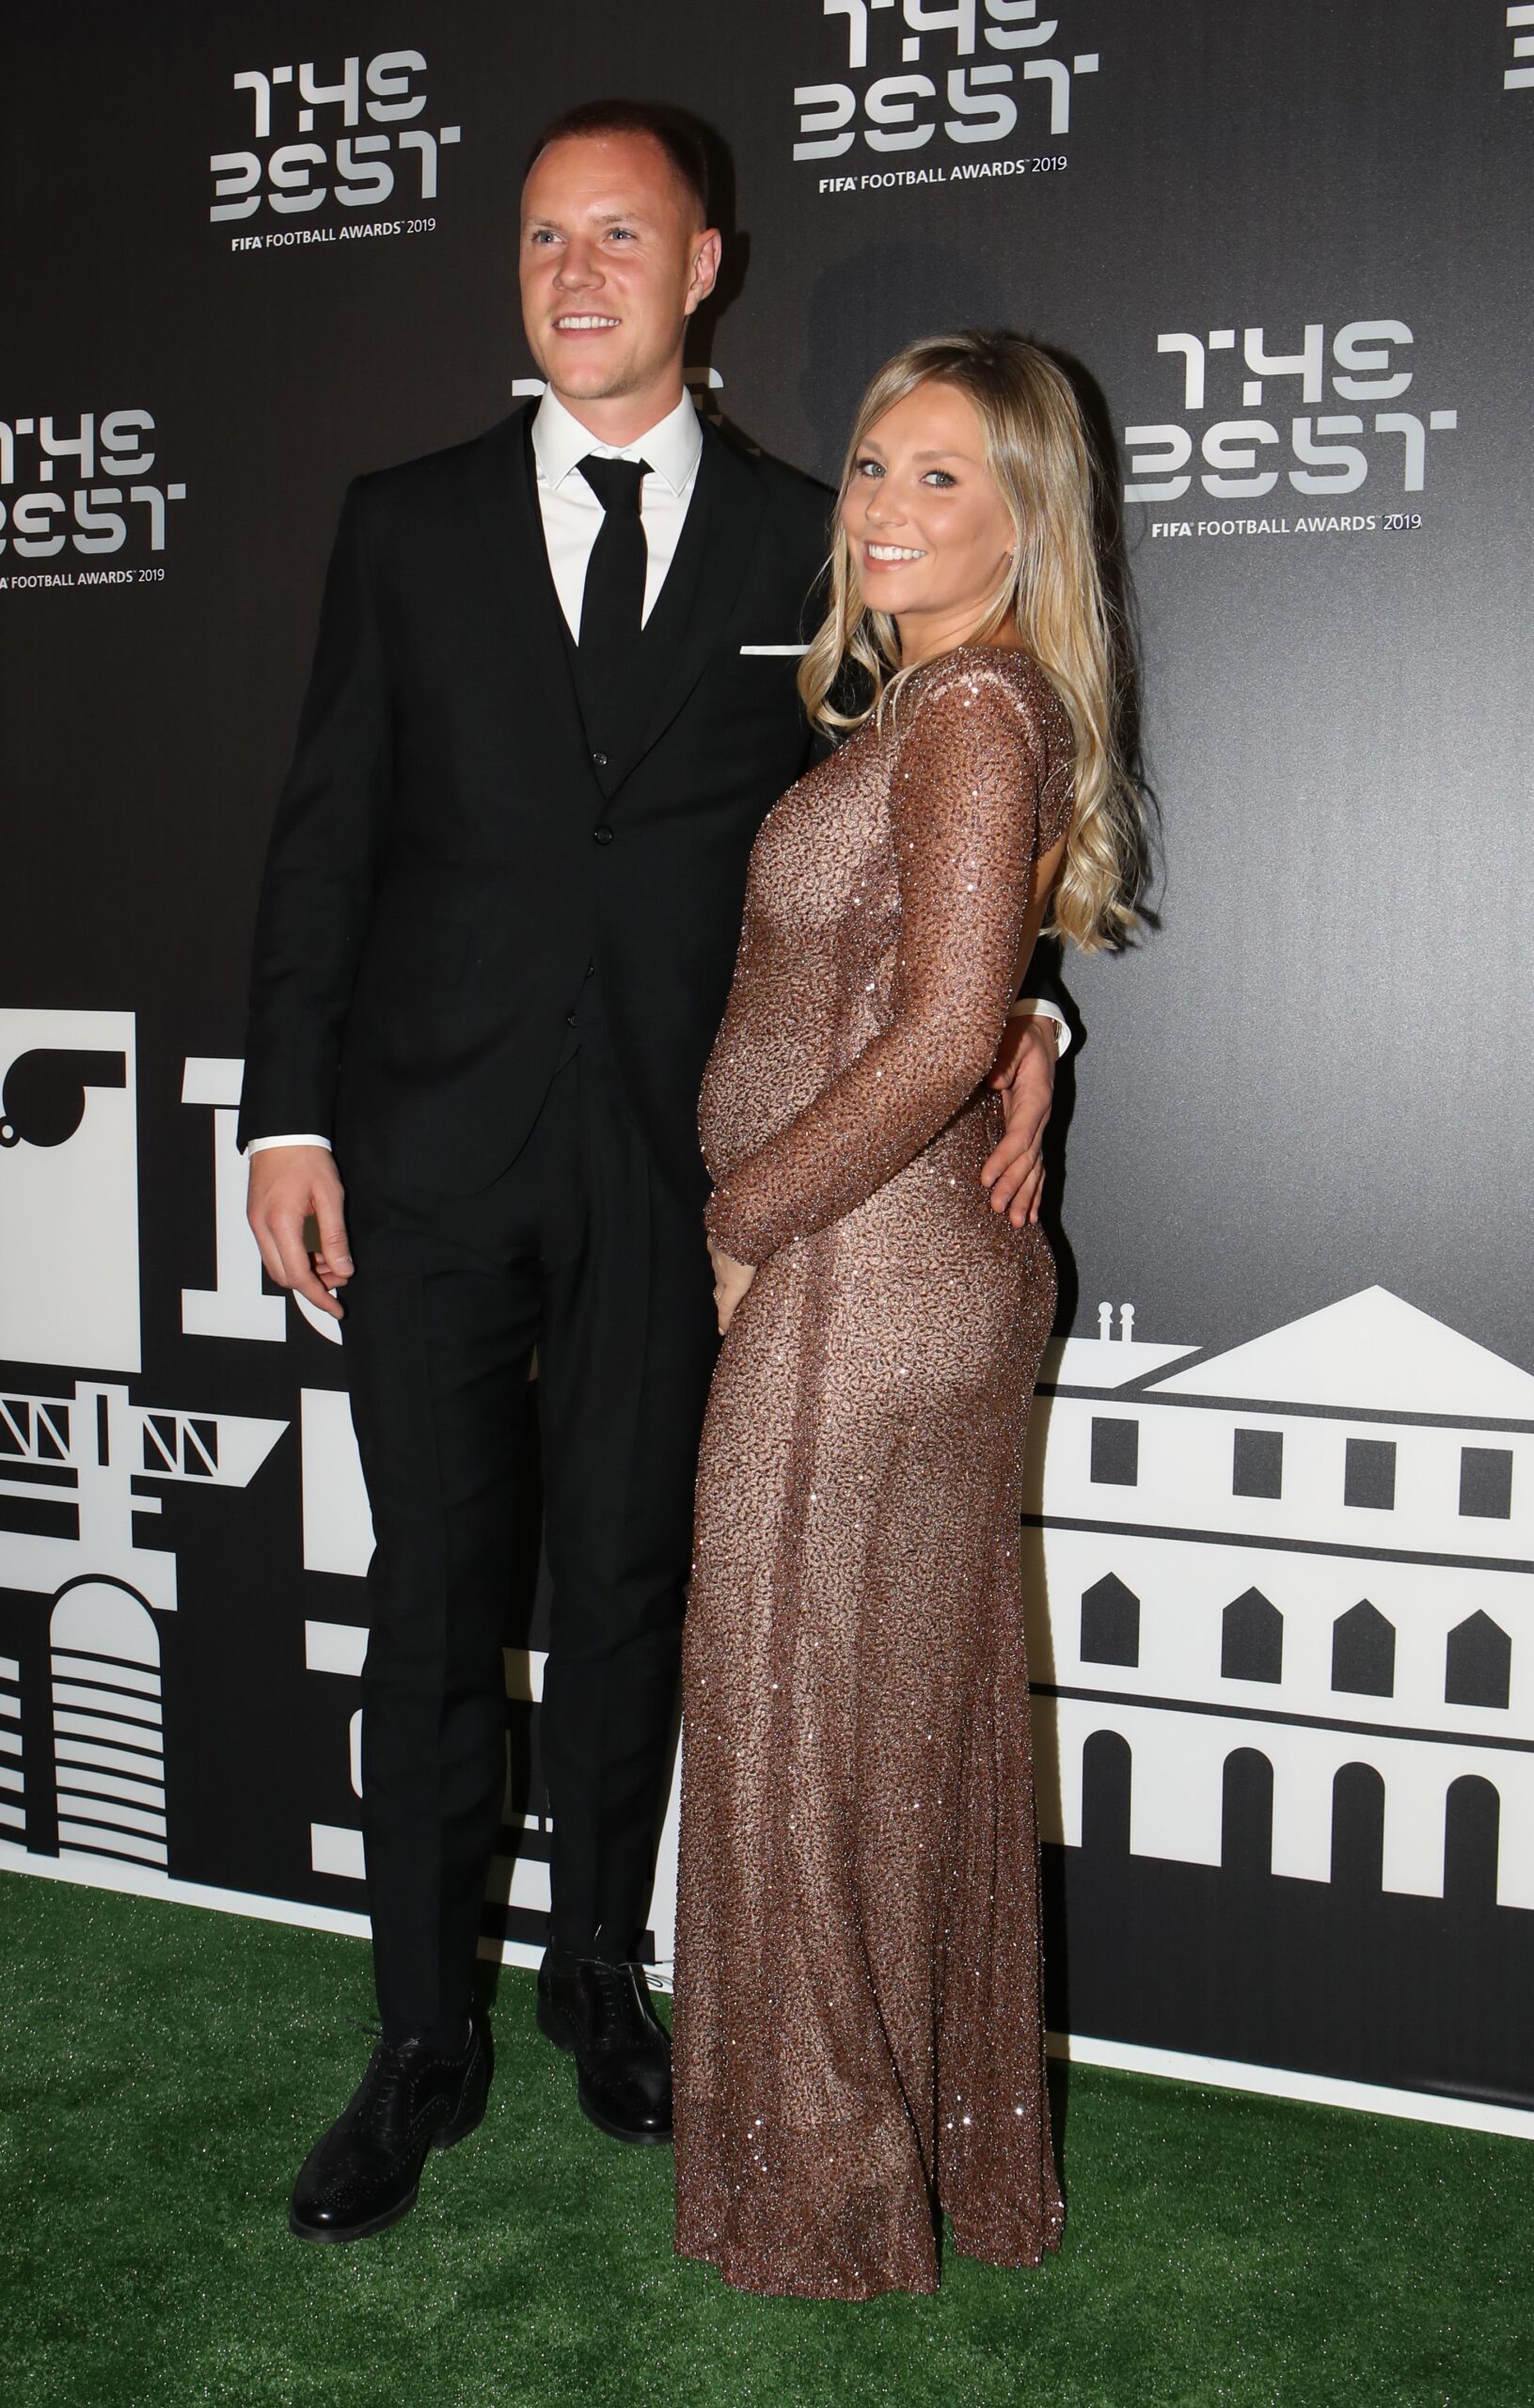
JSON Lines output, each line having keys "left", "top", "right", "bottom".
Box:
{"left": 298, "top": 1288, "right": 1533, "bottom": 1965}
{"left": 1022, "top": 1287, "right": 1534, "bottom": 1908}
{"left": 0, "top": 1380, "right": 285, "bottom": 1874}
{"left": 0, "top": 1013, "right": 291, "bottom": 1882}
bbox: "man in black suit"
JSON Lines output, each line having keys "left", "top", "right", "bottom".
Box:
{"left": 242, "top": 101, "right": 1064, "bottom": 2243}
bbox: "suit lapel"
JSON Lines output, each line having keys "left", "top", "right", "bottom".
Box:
{"left": 460, "top": 407, "right": 770, "bottom": 801}
{"left": 606, "top": 422, "right": 768, "bottom": 794}
{"left": 462, "top": 405, "right": 593, "bottom": 778}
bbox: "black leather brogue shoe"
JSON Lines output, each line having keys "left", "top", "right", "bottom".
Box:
{"left": 289, "top": 2010, "right": 491, "bottom": 2242}
{"left": 536, "top": 1950, "right": 672, "bottom": 2145}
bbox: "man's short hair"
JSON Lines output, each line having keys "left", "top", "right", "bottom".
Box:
{"left": 525, "top": 100, "right": 711, "bottom": 227}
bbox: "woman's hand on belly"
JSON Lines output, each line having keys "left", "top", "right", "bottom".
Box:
{"left": 707, "top": 1236, "right": 757, "bottom": 1336}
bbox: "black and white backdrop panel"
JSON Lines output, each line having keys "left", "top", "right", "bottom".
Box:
{"left": 3, "top": 0, "right": 1531, "bottom": 2131}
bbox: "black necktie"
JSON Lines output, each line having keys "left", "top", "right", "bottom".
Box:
{"left": 577, "top": 455, "right": 651, "bottom": 674}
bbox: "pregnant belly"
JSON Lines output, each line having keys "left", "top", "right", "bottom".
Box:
{"left": 698, "top": 1025, "right": 834, "bottom": 1184}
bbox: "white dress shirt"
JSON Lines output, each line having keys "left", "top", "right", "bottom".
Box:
{"left": 531, "top": 384, "right": 703, "bottom": 637}
{"left": 246, "top": 384, "right": 1061, "bottom": 1155}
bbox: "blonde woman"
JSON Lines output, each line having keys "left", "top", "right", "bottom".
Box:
{"left": 672, "top": 333, "right": 1144, "bottom": 2298}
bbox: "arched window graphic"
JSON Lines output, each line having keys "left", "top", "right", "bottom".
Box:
{"left": 1330, "top": 1761, "right": 1385, "bottom": 1890}
{"left": 1221, "top": 1748, "right": 1274, "bottom": 1874}
{"left": 1443, "top": 1775, "right": 1500, "bottom": 1909}
{"left": 1080, "top": 1729, "right": 1131, "bottom": 1854}
{"left": 1080, "top": 1574, "right": 1139, "bottom": 1668}
{"left": 1221, "top": 1587, "right": 1283, "bottom": 1684}
{"left": 1445, "top": 1612, "right": 1511, "bottom": 1711}
{"left": 1332, "top": 1599, "right": 1395, "bottom": 1698}
{"left": 49, "top": 1582, "right": 166, "bottom": 1871}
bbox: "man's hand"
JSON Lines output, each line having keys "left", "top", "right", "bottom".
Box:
{"left": 983, "top": 1016, "right": 1059, "bottom": 1228}
{"left": 707, "top": 1235, "right": 756, "bottom": 1336}
{"left": 247, "top": 1146, "right": 353, "bottom": 1321}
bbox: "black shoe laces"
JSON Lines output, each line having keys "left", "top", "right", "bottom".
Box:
{"left": 588, "top": 1960, "right": 658, "bottom": 2043}
{"left": 359, "top": 2039, "right": 417, "bottom": 2130}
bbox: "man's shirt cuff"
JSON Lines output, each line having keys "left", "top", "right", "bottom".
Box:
{"left": 1007, "top": 998, "right": 1071, "bottom": 1060}
{"left": 244, "top": 1133, "right": 332, "bottom": 1156}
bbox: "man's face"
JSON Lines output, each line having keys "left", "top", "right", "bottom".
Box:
{"left": 519, "top": 132, "right": 720, "bottom": 412}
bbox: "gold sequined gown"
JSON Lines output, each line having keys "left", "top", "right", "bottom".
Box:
{"left": 673, "top": 647, "right": 1074, "bottom": 2299}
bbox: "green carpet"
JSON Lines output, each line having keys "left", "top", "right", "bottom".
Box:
{"left": 1, "top": 1872, "right": 1527, "bottom": 2408}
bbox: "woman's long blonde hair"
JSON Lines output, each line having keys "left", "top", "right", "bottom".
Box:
{"left": 799, "top": 331, "right": 1144, "bottom": 952}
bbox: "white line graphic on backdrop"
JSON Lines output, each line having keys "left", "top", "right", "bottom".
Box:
{"left": 0, "top": 1651, "right": 23, "bottom": 1837}
{"left": 1025, "top": 1287, "right": 1533, "bottom": 1905}
{"left": 0, "top": 1008, "right": 140, "bottom": 1373}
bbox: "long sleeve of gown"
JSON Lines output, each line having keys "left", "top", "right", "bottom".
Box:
{"left": 705, "top": 660, "right": 1050, "bottom": 1267}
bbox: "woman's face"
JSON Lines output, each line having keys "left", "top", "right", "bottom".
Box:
{"left": 841, "top": 380, "right": 1016, "bottom": 655}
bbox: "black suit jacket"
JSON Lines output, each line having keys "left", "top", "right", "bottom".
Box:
{"left": 240, "top": 404, "right": 833, "bottom": 1201}
{"left": 240, "top": 401, "right": 1067, "bottom": 1203}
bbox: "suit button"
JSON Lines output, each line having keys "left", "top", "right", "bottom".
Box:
{"left": 593, "top": 825, "right": 614, "bottom": 845}
{"left": 591, "top": 750, "right": 609, "bottom": 768}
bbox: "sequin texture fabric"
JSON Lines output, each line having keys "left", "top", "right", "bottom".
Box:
{"left": 673, "top": 647, "right": 1074, "bottom": 2298}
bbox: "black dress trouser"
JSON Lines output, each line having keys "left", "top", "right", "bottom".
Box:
{"left": 340, "top": 987, "right": 720, "bottom": 2043}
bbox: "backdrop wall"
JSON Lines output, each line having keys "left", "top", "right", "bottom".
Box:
{"left": 4, "top": 0, "right": 1531, "bottom": 2133}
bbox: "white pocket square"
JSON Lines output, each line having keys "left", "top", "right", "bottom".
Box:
{"left": 739, "top": 642, "right": 810, "bottom": 657}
